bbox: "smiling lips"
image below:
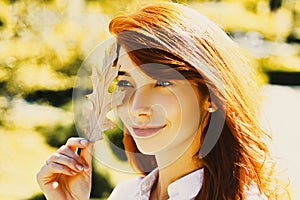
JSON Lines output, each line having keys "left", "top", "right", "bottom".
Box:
{"left": 132, "top": 125, "right": 166, "bottom": 137}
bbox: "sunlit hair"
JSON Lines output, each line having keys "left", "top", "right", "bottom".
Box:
{"left": 109, "top": 2, "right": 285, "bottom": 199}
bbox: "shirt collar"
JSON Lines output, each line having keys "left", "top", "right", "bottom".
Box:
{"left": 138, "top": 168, "right": 159, "bottom": 199}
{"left": 138, "top": 168, "right": 204, "bottom": 199}
{"left": 168, "top": 168, "right": 204, "bottom": 199}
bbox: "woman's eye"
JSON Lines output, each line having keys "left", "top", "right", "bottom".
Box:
{"left": 117, "top": 80, "right": 133, "bottom": 88}
{"left": 155, "top": 80, "right": 173, "bottom": 87}
{"left": 117, "top": 80, "right": 132, "bottom": 87}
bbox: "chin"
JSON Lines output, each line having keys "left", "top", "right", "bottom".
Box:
{"left": 136, "top": 139, "right": 175, "bottom": 155}
{"left": 136, "top": 144, "right": 159, "bottom": 155}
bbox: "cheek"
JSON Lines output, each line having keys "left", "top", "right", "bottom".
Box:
{"left": 115, "top": 88, "right": 134, "bottom": 121}
{"left": 181, "top": 102, "right": 201, "bottom": 128}
{"left": 119, "top": 88, "right": 134, "bottom": 103}
{"left": 116, "top": 104, "right": 128, "bottom": 125}
{"left": 151, "top": 91, "right": 181, "bottom": 122}
{"left": 116, "top": 87, "right": 200, "bottom": 130}
{"left": 176, "top": 89, "right": 201, "bottom": 132}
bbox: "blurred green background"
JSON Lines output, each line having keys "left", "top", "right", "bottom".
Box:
{"left": 0, "top": 0, "right": 299, "bottom": 199}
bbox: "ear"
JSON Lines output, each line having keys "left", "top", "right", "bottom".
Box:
{"left": 204, "top": 97, "right": 218, "bottom": 113}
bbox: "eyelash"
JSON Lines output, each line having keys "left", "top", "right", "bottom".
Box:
{"left": 117, "top": 80, "right": 133, "bottom": 88}
{"left": 155, "top": 80, "right": 173, "bottom": 87}
{"left": 117, "top": 80, "right": 173, "bottom": 88}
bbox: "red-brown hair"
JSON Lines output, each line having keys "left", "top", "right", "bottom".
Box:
{"left": 109, "top": 2, "right": 285, "bottom": 199}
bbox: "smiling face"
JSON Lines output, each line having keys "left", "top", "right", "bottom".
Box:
{"left": 116, "top": 48, "right": 206, "bottom": 155}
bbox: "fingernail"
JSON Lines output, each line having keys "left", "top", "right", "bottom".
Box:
{"left": 76, "top": 164, "right": 84, "bottom": 171}
{"left": 83, "top": 165, "right": 89, "bottom": 172}
{"left": 71, "top": 171, "right": 77, "bottom": 176}
{"left": 80, "top": 139, "right": 88, "bottom": 146}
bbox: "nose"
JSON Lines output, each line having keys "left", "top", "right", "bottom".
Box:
{"left": 129, "top": 85, "right": 152, "bottom": 125}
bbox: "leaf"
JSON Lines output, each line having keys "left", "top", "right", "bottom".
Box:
{"left": 84, "top": 41, "right": 125, "bottom": 142}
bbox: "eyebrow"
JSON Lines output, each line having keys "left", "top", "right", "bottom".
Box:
{"left": 118, "top": 70, "right": 131, "bottom": 76}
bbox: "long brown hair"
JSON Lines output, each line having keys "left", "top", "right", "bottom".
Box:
{"left": 109, "top": 2, "right": 283, "bottom": 199}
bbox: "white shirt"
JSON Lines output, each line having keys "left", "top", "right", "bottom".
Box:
{"left": 108, "top": 168, "right": 267, "bottom": 200}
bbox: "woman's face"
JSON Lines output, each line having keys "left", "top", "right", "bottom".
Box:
{"left": 116, "top": 48, "right": 205, "bottom": 155}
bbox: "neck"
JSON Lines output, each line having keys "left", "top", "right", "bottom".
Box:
{"left": 151, "top": 131, "right": 203, "bottom": 199}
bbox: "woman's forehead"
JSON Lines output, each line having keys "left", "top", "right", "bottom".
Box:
{"left": 116, "top": 47, "right": 135, "bottom": 70}
{"left": 116, "top": 47, "right": 194, "bottom": 82}
{"left": 117, "top": 50, "right": 151, "bottom": 83}
{"left": 117, "top": 54, "right": 138, "bottom": 76}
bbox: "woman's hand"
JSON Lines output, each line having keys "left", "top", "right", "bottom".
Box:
{"left": 36, "top": 137, "right": 94, "bottom": 200}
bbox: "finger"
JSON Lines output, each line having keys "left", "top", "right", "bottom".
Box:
{"left": 47, "top": 153, "right": 87, "bottom": 173}
{"left": 65, "top": 137, "right": 90, "bottom": 151}
{"left": 49, "top": 162, "right": 78, "bottom": 176}
{"left": 57, "top": 142, "right": 94, "bottom": 170}
{"left": 57, "top": 145, "right": 84, "bottom": 161}
{"left": 37, "top": 162, "right": 77, "bottom": 186}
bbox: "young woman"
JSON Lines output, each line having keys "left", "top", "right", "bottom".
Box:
{"left": 37, "top": 2, "right": 283, "bottom": 199}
